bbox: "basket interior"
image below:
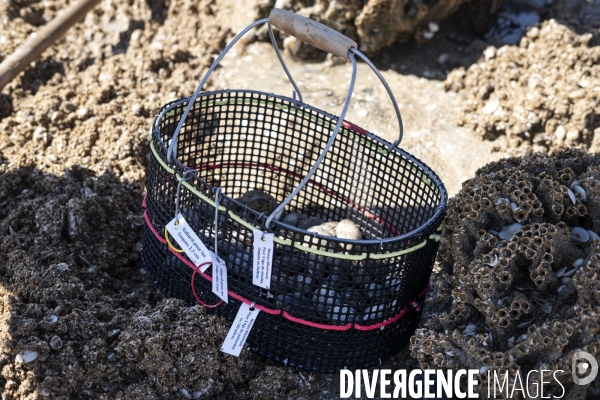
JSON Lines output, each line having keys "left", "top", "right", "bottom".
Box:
{"left": 155, "top": 90, "right": 445, "bottom": 246}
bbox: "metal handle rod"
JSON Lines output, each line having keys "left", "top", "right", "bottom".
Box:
{"left": 265, "top": 51, "right": 358, "bottom": 229}
{"left": 167, "top": 19, "right": 304, "bottom": 163}
{"left": 349, "top": 48, "right": 404, "bottom": 147}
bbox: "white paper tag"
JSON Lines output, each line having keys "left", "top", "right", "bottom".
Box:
{"left": 210, "top": 251, "right": 228, "bottom": 303}
{"left": 221, "top": 302, "right": 259, "bottom": 356}
{"left": 252, "top": 229, "right": 274, "bottom": 290}
{"left": 165, "top": 214, "right": 211, "bottom": 267}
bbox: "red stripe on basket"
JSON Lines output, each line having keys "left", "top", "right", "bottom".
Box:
{"left": 142, "top": 195, "right": 147, "bottom": 208}
{"left": 354, "top": 307, "right": 409, "bottom": 331}
{"left": 143, "top": 213, "right": 427, "bottom": 331}
{"left": 228, "top": 291, "right": 281, "bottom": 315}
{"left": 144, "top": 209, "right": 166, "bottom": 244}
{"left": 341, "top": 120, "right": 369, "bottom": 137}
{"left": 283, "top": 312, "right": 352, "bottom": 331}
{"left": 195, "top": 162, "right": 402, "bottom": 236}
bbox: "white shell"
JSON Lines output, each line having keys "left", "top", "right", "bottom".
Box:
{"left": 485, "top": 254, "right": 499, "bottom": 267}
{"left": 570, "top": 180, "right": 581, "bottom": 190}
{"left": 50, "top": 336, "right": 62, "bottom": 350}
{"left": 480, "top": 366, "right": 489, "bottom": 374}
{"left": 588, "top": 230, "right": 600, "bottom": 242}
{"left": 499, "top": 223, "right": 523, "bottom": 240}
{"left": 555, "top": 266, "right": 568, "bottom": 278}
{"left": 56, "top": 263, "right": 69, "bottom": 272}
{"left": 462, "top": 323, "right": 477, "bottom": 334}
{"left": 573, "top": 258, "right": 584, "bottom": 268}
{"left": 573, "top": 185, "right": 586, "bottom": 202}
{"left": 516, "top": 334, "right": 528, "bottom": 344}
{"left": 16, "top": 350, "right": 38, "bottom": 363}
{"left": 572, "top": 227, "right": 590, "bottom": 243}
{"left": 567, "top": 188, "right": 576, "bottom": 205}
{"left": 42, "top": 315, "right": 58, "bottom": 324}
{"left": 516, "top": 319, "right": 534, "bottom": 329}
{"left": 510, "top": 202, "right": 519, "bottom": 212}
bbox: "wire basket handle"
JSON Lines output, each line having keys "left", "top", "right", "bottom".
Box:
{"left": 164, "top": 9, "right": 405, "bottom": 229}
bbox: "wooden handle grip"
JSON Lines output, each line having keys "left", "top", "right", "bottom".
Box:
{"left": 269, "top": 8, "right": 357, "bottom": 59}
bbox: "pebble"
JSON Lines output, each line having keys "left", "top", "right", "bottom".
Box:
{"left": 282, "top": 212, "right": 298, "bottom": 226}
{"left": 483, "top": 47, "right": 496, "bottom": 60}
{"left": 483, "top": 99, "right": 500, "bottom": 115}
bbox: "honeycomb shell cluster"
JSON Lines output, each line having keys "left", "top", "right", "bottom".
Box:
{"left": 410, "top": 149, "right": 600, "bottom": 399}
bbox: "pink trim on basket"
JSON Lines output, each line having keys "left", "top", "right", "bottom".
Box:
{"left": 142, "top": 197, "right": 429, "bottom": 331}
{"left": 282, "top": 312, "right": 352, "bottom": 331}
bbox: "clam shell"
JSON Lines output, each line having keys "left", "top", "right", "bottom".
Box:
{"left": 573, "top": 185, "right": 586, "bottom": 202}
{"left": 570, "top": 180, "right": 581, "bottom": 190}
{"left": 555, "top": 266, "right": 568, "bottom": 278}
{"left": 588, "top": 230, "right": 600, "bottom": 242}
{"left": 499, "top": 223, "right": 523, "bottom": 240}
{"left": 516, "top": 319, "right": 534, "bottom": 329}
{"left": 567, "top": 188, "right": 576, "bottom": 205}
{"left": 572, "top": 227, "right": 590, "bottom": 243}
{"left": 16, "top": 350, "right": 38, "bottom": 363}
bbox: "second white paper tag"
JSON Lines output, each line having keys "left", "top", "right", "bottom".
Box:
{"left": 221, "top": 302, "right": 259, "bottom": 357}
{"left": 210, "top": 251, "right": 228, "bottom": 303}
{"left": 252, "top": 229, "right": 274, "bottom": 290}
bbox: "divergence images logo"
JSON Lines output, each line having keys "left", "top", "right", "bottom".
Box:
{"left": 572, "top": 350, "right": 598, "bottom": 386}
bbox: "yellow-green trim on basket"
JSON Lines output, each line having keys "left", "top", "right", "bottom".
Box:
{"left": 149, "top": 140, "right": 432, "bottom": 260}
{"left": 369, "top": 239, "right": 428, "bottom": 259}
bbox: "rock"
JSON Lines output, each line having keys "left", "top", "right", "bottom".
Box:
{"left": 258, "top": 0, "right": 479, "bottom": 56}
{"left": 446, "top": 20, "right": 600, "bottom": 156}
{"left": 297, "top": 216, "right": 324, "bottom": 231}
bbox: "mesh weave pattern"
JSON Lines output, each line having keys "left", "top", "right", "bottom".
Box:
{"left": 142, "top": 90, "right": 447, "bottom": 372}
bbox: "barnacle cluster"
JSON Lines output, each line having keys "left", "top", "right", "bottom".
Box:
{"left": 446, "top": 20, "right": 600, "bottom": 156}
{"left": 410, "top": 149, "right": 600, "bottom": 399}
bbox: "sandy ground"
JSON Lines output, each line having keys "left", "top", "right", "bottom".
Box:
{"left": 0, "top": 0, "right": 599, "bottom": 398}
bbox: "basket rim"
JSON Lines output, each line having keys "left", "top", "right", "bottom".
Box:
{"left": 151, "top": 89, "right": 448, "bottom": 246}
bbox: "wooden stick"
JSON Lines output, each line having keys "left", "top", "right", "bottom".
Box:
{"left": 0, "top": 0, "right": 102, "bottom": 91}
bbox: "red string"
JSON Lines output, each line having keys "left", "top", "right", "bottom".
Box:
{"left": 142, "top": 199, "right": 429, "bottom": 331}
{"left": 191, "top": 261, "right": 223, "bottom": 308}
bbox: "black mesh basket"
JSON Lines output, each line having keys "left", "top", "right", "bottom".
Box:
{"left": 141, "top": 10, "right": 447, "bottom": 373}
